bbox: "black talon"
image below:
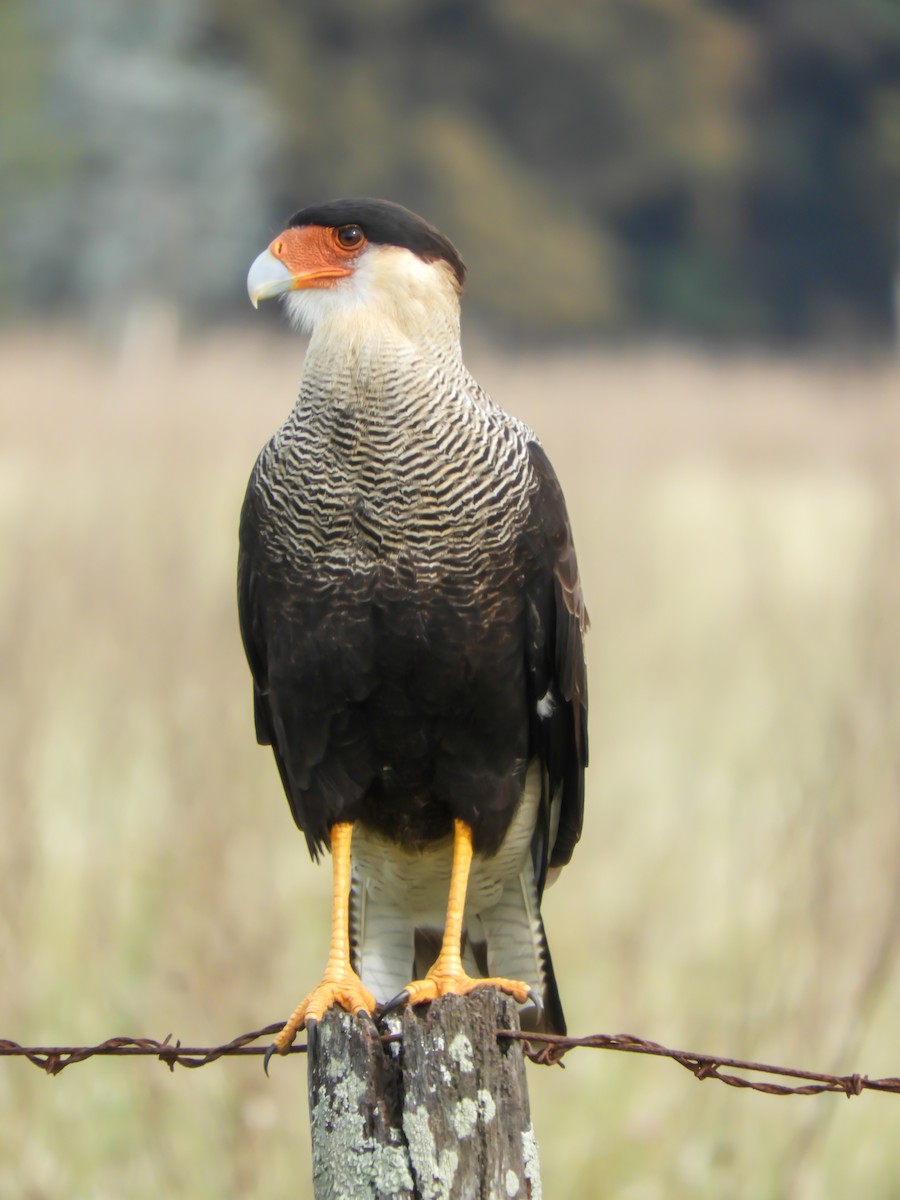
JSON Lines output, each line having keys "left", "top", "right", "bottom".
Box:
{"left": 306, "top": 1017, "right": 318, "bottom": 1056}
{"left": 526, "top": 987, "right": 543, "bottom": 1022}
{"left": 263, "top": 1043, "right": 278, "bottom": 1077}
{"left": 381, "top": 989, "right": 411, "bottom": 1016}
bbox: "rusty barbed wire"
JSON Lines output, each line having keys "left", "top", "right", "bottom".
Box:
{"left": 0, "top": 1024, "right": 300, "bottom": 1076}
{"left": 500, "top": 1030, "right": 900, "bottom": 1097}
{"left": 3, "top": 1021, "right": 900, "bottom": 1097}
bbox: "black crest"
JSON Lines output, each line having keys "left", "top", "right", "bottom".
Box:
{"left": 287, "top": 198, "right": 466, "bottom": 288}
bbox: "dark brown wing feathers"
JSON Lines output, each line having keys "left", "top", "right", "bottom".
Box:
{"left": 523, "top": 441, "right": 589, "bottom": 881}
{"left": 237, "top": 437, "right": 588, "bottom": 875}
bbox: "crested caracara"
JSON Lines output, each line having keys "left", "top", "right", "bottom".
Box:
{"left": 241, "top": 198, "right": 588, "bottom": 1058}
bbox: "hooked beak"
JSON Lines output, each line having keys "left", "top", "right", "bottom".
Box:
{"left": 247, "top": 248, "right": 295, "bottom": 309}
{"left": 247, "top": 227, "right": 358, "bottom": 309}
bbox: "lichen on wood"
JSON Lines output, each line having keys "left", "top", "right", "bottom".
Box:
{"left": 305, "top": 990, "right": 542, "bottom": 1199}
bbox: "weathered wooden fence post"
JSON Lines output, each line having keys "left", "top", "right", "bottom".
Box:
{"left": 306, "top": 989, "right": 542, "bottom": 1199}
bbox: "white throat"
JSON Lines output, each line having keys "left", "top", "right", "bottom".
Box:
{"left": 284, "top": 245, "right": 463, "bottom": 395}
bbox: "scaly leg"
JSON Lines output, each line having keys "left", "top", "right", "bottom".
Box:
{"left": 389, "top": 818, "right": 538, "bottom": 1013}
{"left": 269, "top": 822, "right": 375, "bottom": 1059}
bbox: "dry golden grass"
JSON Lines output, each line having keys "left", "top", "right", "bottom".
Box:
{"left": 2, "top": 328, "right": 900, "bottom": 1198}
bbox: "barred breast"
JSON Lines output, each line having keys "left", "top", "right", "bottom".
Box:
{"left": 249, "top": 338, "right": 537, "bottom": 586}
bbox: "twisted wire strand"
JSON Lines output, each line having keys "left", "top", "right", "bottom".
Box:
{"left": 3, "top": 1022, "right": 898, "bottom": 1096}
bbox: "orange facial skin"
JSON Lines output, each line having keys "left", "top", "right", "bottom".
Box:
{"left": 269, "top": 224, "right": 368, "bottom": 289}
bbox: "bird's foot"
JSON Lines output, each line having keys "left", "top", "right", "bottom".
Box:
{"left": 386, "top": 965, "right": 539, "bottom": 1016}
{"left": 268, "top": 967, "right": 376, "bottom": 1061}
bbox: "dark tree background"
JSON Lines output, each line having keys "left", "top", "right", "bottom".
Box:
{"left": 3, "top": 0, "right": 899, "bottom": 340}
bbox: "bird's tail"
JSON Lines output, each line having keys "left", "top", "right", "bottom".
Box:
{"left": 471, "top": 860, "right": 566, "bottom": 1035}
{"left": 350, "top": 858, "right": 565, "bottom": 1035}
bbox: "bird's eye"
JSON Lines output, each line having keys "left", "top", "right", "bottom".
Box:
{"left": 334, "top": 225, "right": 365, "bottom": 250}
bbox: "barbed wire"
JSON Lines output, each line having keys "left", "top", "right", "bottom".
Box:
{"left": 3, "top": 1021, "right": 899, "bottom": 1097}
{"left": 0, "top": 1024, "right": 298, "bottom": 1076}
{"left": 500, "top": 1030, "right": 900, "bottom": 1096}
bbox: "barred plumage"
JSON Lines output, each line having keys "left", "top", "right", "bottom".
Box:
{"left": 240, "top": 199, "right": 588, "bottom": 1038}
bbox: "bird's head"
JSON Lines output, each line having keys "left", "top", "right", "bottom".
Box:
{"left": 247, "top": 199, "right": 466, "bottom": 341}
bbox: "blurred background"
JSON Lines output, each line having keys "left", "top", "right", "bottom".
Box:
{"left": 2, "top": 1, "right": 900, "bottom": 1197}
{"left": 3, "top": 0, "right": 899, "bottom": 342}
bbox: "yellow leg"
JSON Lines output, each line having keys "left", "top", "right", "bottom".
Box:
{"left": 271, "top": 822, "right": 375, "bottom": 1056}
{"left": 398, "top": 819, "right": 534, "bottom": 1009}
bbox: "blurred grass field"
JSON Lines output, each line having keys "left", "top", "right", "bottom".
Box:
{"left": 2, "top": 329, "right": 900, "bottom": 1198}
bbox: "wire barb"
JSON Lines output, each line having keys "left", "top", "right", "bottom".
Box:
{"left": 0, "top": 1025, "right": 304, "bottom": 1076}
{"left": 497, "top": 1030, "right": 900, "bottom": 1097}
{"left": 2, "top": 1023, "right": 899, "bottom": 1097}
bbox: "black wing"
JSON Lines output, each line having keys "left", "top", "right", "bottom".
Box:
{"left": 237, "top": 479, "right": 291, "bottom": 809}
{"left": 237, "top": 471, "right": 377, "bottom": 858}
{"left": 523, "top": 441, "right": 589, "bottom": 894}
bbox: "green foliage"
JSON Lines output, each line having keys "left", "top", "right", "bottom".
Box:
{"left": 0, "top": 1, "right": 77, "bottom": 314}
{"left": 205, "top": 0, "right": 900, "bottom": 340}
{"left": 3, "top": 0, "right": 900, "bottom": 338}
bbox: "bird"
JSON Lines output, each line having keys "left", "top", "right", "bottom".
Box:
{"left": 240, "top": 198, "right": 588, "bottom": 1058}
